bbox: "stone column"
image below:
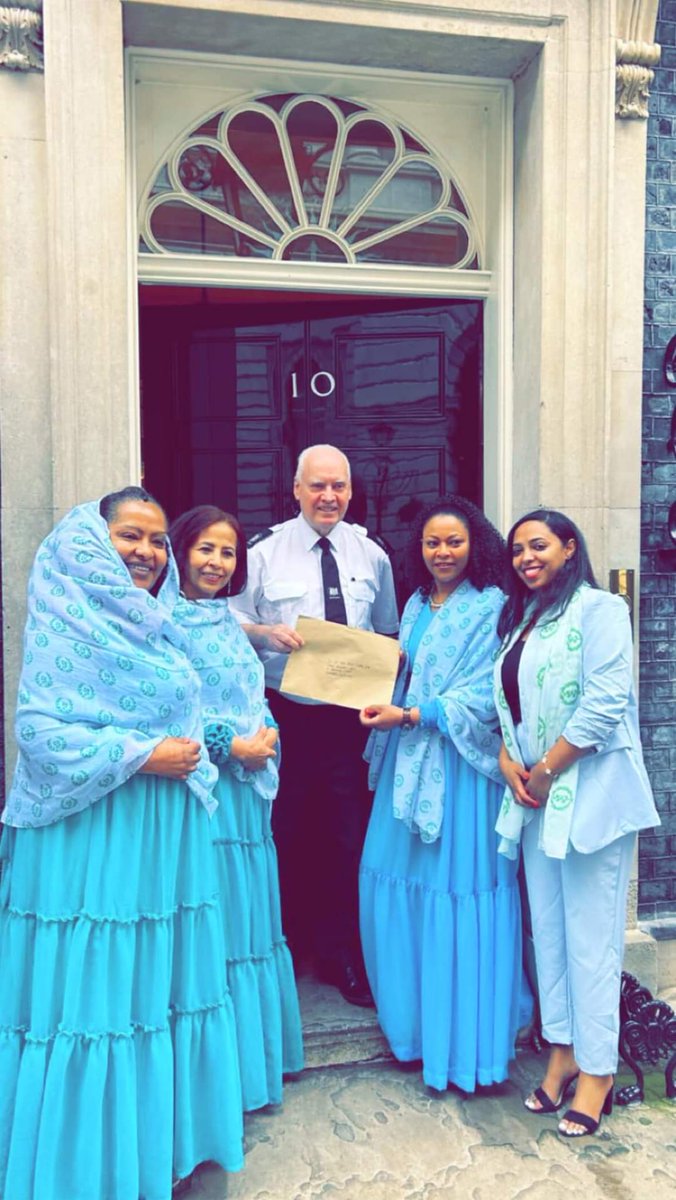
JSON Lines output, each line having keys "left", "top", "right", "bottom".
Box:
{"left": 609, "top": 0, "right": 659, "bottom": 575}
{"left": 2, "top": 0, "right": 135, "bottom": 785}
{"left": 43, "top": 0, "right": 136, "bottom": 513}
{"left": 0, "top": 0, "right": 42, "bottom": 70}
{"left": 616, "top": 0, "right": 661, "bottom": 120}
{"left": 0, "top": 1, "right": 49, "bottom": 789}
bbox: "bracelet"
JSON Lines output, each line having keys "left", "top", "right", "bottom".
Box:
{"left": 401, "top": 707, "right": 414, "bottom": 730}
{"left": 541, "top": 751, "right": 558, "bottom": 779}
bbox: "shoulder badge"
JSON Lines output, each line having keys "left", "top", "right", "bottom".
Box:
{"left": 247, "top": 527, "right": 275, "bottom": 549}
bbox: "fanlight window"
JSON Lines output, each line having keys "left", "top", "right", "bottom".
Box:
{"left": 140, "top": 94, "right": 479, "bottom": 270}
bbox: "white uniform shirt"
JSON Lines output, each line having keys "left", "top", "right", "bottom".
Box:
{"left": 229, "top": 514, "right": 399, "bottom": 692}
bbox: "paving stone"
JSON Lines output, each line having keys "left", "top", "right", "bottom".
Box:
{"left": 297, "top": 974, "right": 391, "bottom": 1069}
{"left": 178, "top": 1051, "right": 676, "bottom": 1200}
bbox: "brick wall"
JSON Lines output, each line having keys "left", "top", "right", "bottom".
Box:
{"left": 639, "top": 1, "right": 676, "bottom": 917}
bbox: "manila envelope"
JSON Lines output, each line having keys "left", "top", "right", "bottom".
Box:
{"left": 279, "top": 616, "right": 400, "bottom": 710}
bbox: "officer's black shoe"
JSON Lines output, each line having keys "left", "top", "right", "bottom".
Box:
{"left": 318, "top": 959, "right": 375, "bottom": 1008}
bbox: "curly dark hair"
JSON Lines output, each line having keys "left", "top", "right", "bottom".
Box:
{"left": 169, "top": 505, "right": 248, "bottom": 597}
{"left": 497, "top": 508, "right": 598, "bottom": 640}
{"left": 405, "top": 496, "right": 506, "bottom": 596}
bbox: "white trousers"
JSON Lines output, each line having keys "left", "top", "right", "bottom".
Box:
{"left": 521, "top": 812, "right": 636, "bottom": 1075}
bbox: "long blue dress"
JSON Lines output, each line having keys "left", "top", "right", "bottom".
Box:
{"left": 174, "top": 595, "right": 303, "bottom": 1112}
{"left": 0, "top": 776, "right": 244, "bottom": 1200}
{"left": 210, "top": 771, "right": 304, "bottom": 1109}
{"left": 359, "top": 598, "right": 522, "bottom": 1093}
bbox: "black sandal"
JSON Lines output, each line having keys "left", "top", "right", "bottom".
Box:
{"left": 524, "top": 1072, "right": 579, "bottom": 1114}
{"left": 558, "top": 1087, "right": 613, "bottom": 1138}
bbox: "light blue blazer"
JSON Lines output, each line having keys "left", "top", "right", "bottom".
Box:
{"left": 515, "top": 588, "right": 659, "bottom": 854}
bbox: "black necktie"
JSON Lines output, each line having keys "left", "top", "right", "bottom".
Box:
{"left": 317, "top": 536, "right": 348, "bottom": 625}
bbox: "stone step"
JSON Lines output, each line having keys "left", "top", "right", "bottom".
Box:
{"left": 297, "top": 973, "right": 393, "bottom": 1070}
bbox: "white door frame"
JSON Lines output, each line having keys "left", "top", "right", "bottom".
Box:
{"left": 126, "top": 50, "right": 513, "bottom": 527}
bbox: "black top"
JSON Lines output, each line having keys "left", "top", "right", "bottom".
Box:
{"left": 501, "top": 637, "right": 527, "bottom": 726}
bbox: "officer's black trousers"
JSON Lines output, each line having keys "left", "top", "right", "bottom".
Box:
{"left": 266, "top": 689, "right": 373, "bottom": 972}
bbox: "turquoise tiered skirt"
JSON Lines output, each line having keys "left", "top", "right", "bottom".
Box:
{"left": 211, "top": 769, "right": 303, "bottom": 1111}
{"left": 0, "top": 776, "right": 244, "bottom": 1200}
{"left": 360, "top": 731, "right": 522, "bottom": 1093}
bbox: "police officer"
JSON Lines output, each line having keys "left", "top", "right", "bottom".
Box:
{"left": 229, "top": 444, "right": 399, "bottom": 1006}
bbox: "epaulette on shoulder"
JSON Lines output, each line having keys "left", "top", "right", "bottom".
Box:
{"left": 367, "top": 529, "right": 391, "bottom": 554}
{"left": 351, "top": 522, "right": 391, "bottom": 556}
{"left": 247, "top": 527, "right": 275, "bottom": 549}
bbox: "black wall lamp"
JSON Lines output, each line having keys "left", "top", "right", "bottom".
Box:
{"left": 658, "top": 335, "right": 676, "bottom": 569}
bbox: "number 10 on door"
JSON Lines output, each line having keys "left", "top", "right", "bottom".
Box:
{"left": 290, "top": 371, "right": 336, "bottom": 398}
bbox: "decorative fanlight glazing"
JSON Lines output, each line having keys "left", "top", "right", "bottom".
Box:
{"left": 140, "top": 94, "right": 479, "bottom": 270}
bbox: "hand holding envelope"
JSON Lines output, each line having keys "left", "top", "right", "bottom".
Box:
{"left": 279, "top": 616, "right": 400, "bottom": 710}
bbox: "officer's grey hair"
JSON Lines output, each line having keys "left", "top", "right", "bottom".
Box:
{"left": 294, "top": 445, "right": 351, "bottom": 485}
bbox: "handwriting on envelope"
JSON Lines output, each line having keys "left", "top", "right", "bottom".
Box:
{"left": 279, "top": 616, "right": 400, "bottom": 710}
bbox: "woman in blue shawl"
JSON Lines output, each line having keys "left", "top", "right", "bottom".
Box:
{"left": 0, "top": 488, "right": 243, "bottom": 1200}
{"left": 169, "top": 505, "right": 303, "bottom": 1114}
{"left": 359, "top": 497, "right": 524, "bottom": 1092}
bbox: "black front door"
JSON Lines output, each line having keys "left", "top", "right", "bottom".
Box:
{"left": 140, "top": 288, "right": 483, "bottom": 586}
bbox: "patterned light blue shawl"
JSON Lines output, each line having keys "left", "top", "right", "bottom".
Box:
{"left": 4, "top": 501, "right": 218, "bottom": 829}
{"left": 366, "top": 580, "right": 504, "bottom": 842}
{"left": 173, "top": 595, "right": 279, "bottom": 803}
